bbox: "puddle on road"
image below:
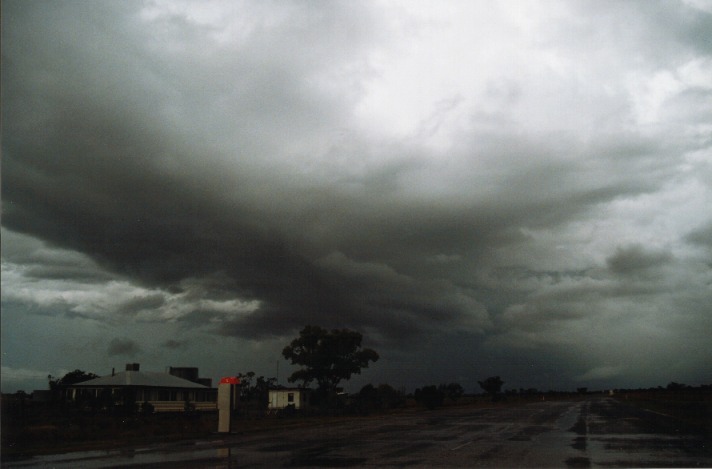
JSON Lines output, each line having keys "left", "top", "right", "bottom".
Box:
{"left": 577, "top": 399, "right": 712, "bottom": 467}
{"left": 586, "top": 432, "right": 711, "bottom": 465}
{"left": 557, "top": 402, "right": 584, "bottom": 433}
{"left": 596, "top": 435, "right": 681, "bottom": 452}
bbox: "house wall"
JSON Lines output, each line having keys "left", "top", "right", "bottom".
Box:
{"left": 268, "top": 390, "right": 307, "bottom": 410}
{"left": 66, "top": 387, "right": 217, "bottom": 412}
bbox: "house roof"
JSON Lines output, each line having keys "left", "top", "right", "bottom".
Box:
{"left": 71, "top": 370, "right": 210, "bottom": 389}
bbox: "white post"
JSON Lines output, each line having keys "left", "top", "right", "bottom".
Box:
{"left": 218, "top": 377, "right": 240, "bottom": 433}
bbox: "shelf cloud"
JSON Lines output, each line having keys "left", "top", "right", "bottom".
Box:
{"left": 2, "top": 0, "right": 711, "bottom": 393}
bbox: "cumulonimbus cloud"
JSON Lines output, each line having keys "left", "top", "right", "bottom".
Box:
{"left": 2, "top": 0, "right": 711, "bottom": 391}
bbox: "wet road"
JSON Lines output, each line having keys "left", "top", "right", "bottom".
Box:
{"left": 4, "top": 397, "right": 710, "bottom": 468}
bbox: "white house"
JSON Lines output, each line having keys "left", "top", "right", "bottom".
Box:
{"left": 268, "top": 388, "right": 310, "bottom": 411}
{"left": 66, "top": 363, "right": 216, "bottom": 412}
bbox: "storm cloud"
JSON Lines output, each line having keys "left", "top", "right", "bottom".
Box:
{"left": 107, "top": 338, "right": 142, "bottom": 357}
{"left": 2, "top": 0, "right": 711, "bottom": 393}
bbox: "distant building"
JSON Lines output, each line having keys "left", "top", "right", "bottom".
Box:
{"left": 66, "top": 363, "right": 216, "bottom": 412}
{"left": 268, "top": 388, "right": 311, "bottom": 412}
{"left": 31, "top": 390, "right": 53, "bottom": 403}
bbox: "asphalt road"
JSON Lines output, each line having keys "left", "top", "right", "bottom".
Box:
{"left": 4, "top": 397, "right": 710, "bottom": 468}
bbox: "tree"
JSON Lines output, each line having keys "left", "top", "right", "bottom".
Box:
{"left": 236, "top": 371, "right": 277, "bottom": 409}
{"left": 236, "top": 371, "right": 257, "bottom": 400}
{"left": 359, "top": 383, "right": 404, "bottom": 411}
{"left": 415, "top": 385, "right": 444, "bottom": 409}
{"left": 478, "top": 376, "right": 504, "bottom": 401}
{"left": 440, "top": 382, "right": 464, "bottom": 402}
{"left": 666, "top": 381, "right": 687, "bottom": 391}
{"left": 282, "top": 325, "right": 379, "bottom": 392}
{"left": 48, "top": 369, "right": 98, "bottom": 390}
{"left": 48, "top": 369, "right": 99, "bottom": 406}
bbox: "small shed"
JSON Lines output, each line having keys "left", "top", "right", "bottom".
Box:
{"left": 268, "top": 388, "right": 310, "bottom": 411}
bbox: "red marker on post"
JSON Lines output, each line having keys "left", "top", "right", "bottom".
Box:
{"left": 220, "top": 376, "right": 240, "bottom": 385}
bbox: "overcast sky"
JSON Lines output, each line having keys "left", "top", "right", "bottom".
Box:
{"left": 2, "top": 0, "right": 711, "bottom": 394}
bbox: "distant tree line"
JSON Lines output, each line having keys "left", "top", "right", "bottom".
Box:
{"left": 20, "top": 325, "right": 712, "bottom": 419}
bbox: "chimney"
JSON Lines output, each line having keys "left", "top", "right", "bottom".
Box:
{"left": 112, "top": 368, "right": 115, "bottom": 376}
{"left": 125, "top": 363, "right": 140, "bottom": 371}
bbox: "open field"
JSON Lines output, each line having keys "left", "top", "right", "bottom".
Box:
{"left": 3, "top": 396, "right": 710, "bottom": 468}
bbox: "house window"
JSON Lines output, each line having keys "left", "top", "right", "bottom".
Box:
{"left": 287, "top": 393, "right": 294, "bottom": 403}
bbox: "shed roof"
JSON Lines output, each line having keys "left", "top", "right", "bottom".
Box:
{"left": 71, "top": 370, "right": 209, "bottom": 389}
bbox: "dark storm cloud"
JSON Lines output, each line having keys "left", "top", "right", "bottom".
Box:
{"left": 2, "top": 0, "right": 711, "bottom": 392}
{"left": 116, "top": 294, "right": 166, "bottom": 316}
{"left": 686, "top": 223, "right": 712, "bottom": 249}
{"left": 606, "top": 245, "right": 673, "bottom": 275}
{"left": 107, "top": 338, "right": 141, "bottom": 357}
{"left": 162, "top": 339, "right": 189, "bottom": 351}
{"left": 0, "top": 228, "right": 114, "bottom": 283}
{"left": 1, "top": 0, "right": 496, "bottom": 341}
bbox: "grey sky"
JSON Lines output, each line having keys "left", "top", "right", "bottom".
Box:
{"left": 2, "top": 0, "right": 711, "bottom": 393}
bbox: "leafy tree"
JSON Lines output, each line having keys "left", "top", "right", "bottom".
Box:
{"left": 47, "top": 369, "right": 99, "bottom": 407}
{"left": 236, "top": 371, "right": 257, "bottom": 400}
{"left": 236, "top": 371, "right": 277, "bottom": 408}
{"left": 440, "top": 382, "right": 464, "bottom": 402}
{"left": 359, "top": 383, "right": 404, "bottom": 411}
{"left": 254, "top": 375, "right": 277, "bottom": 399}
{"left": 377, "top": 383, "right": 404, "bottom": 408}
{"left": 478, "top": 376, "right": 504, "bottom": 401}
{"left": 48, "top": 369, "right": 98, "bottom": 390}
{"left": 415, "top": 385, "right": 444, "bottom": 409}
{"left": 666, "top": 381, "right": 687, "bottom": 391}
{"left": 282, "top": 325, "right": 379, "bottom": 392}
